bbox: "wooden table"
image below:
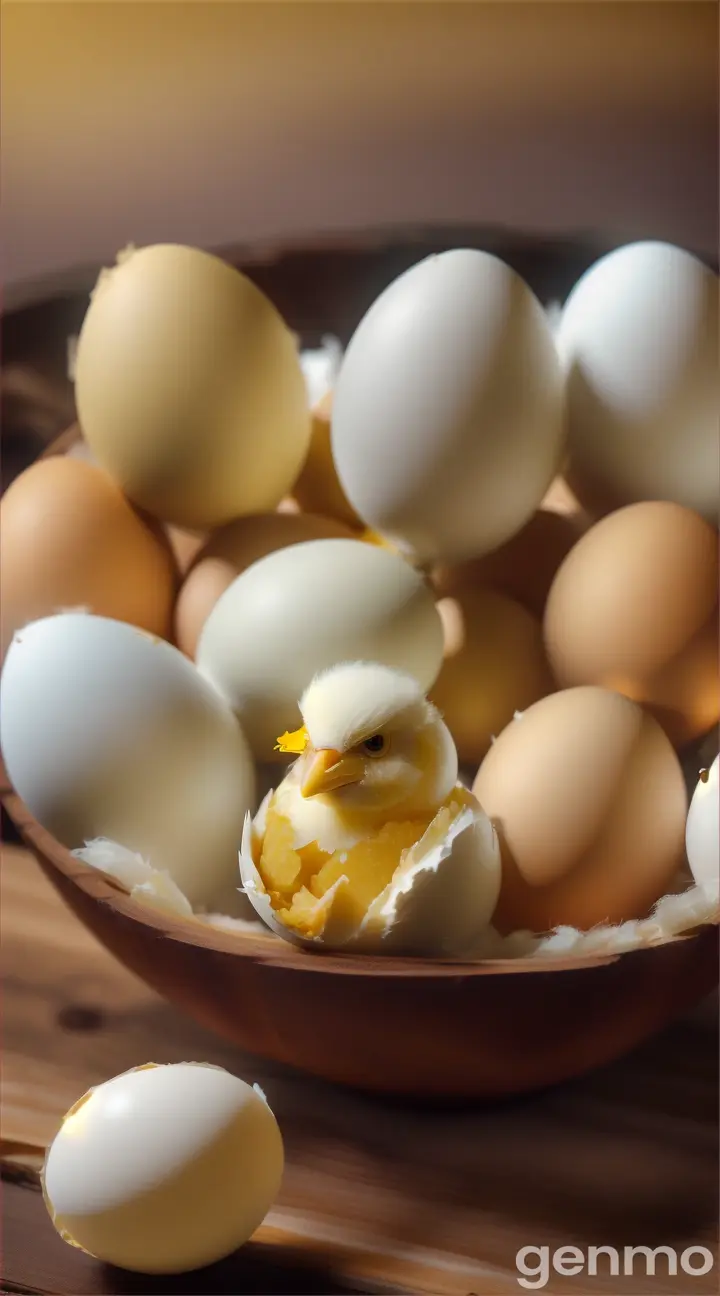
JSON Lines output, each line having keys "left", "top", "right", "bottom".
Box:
{"left": 2, "top": 843, "right": 718, "bottom": 1295}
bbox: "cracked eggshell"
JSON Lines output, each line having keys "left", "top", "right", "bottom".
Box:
{"left": 0, "top": 613, "right": 255, "bottom": 909}
{"left": 239, "top": 790, "right": 501, "bottom": 957}
{"left": 42, "top": 1062, "right": 284, "bottom": 1275}
{"left": 686, "top": 756, "right": 720, "bottom": 901}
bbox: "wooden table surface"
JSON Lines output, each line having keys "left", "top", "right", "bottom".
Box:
{"left": 2, "top": 843, "right": 718, "bottom": 1296}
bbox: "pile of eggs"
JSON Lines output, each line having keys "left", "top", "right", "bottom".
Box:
{"left": 1, "top": 239, "right": 718, "bottom": 950}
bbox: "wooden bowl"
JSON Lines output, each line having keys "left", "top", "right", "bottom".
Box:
{"left": 3, "top": 775, "right": 717, "bottom": 1101}
{"left": 3, "top": 239, "right": 718, "bottom": 1100}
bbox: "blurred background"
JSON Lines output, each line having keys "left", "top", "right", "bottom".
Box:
{"left": 2, "top": 0, "right": 718, "bottom": 485}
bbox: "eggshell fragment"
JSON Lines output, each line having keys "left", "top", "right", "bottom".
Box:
{"left": 0, "top": 614, "right": 255, "bottom": 909}
{"left": 75, "top": 243, "right": 311, "bottom": 528}
{"left": 557, "top": 241, "right": 719, "bottom": 522}
{"left": 544, "top": 501, "right": 719, "bottom": 747}
{"left": 0, "top": 457, "right": 176, "bottom": 658}
{"left": 472, "top": 687, "right": 688, "bottom": 934}
{"left": 175, "top": 511, "right": 356, "bottom": 659}
{"left": 686, "top": 756, "right": 720, "bottom": 901}
{"left": 239, "top": 790, "right": 500, "bottom": 956}
{"left": 42, "top": 1063, "right": 284, "bottom": 1274}
{"left": 331, "top": 249, "right": 565, "bottom": 564}
{"left": 196, "top": 539, "right": 444, "bottom": 759}
{"left": 432, "top": 589, "right": 555, "bottom": 765}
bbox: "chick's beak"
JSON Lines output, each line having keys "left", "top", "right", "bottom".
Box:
{"left": 300, "top": 749, "right": 364, "bottom": 798}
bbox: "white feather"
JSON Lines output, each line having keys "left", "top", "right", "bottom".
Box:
{"left": 300, "top": 661, "right": 433, "bottom": 751}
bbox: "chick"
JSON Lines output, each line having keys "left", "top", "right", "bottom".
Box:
{"left": 255, "top": 661, "right": 465, "bottom": 933}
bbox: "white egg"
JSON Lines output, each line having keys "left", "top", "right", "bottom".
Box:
{"left": 686, "top": 756, "right": 719, "bottom": 901}
{"left": 0, "top": 614, "right": 255, "bottom": 909}
{"left": 196, "top": 539, "right": 444, "bottom": 761}
{"left": 239, "top": 789, "right": 501, "bottom": 956}
{"left": 330, "top": 249, "right": 565, "bottom": 564}
{"left": 557, "top": 241, "right": 719, "bottom": 520}
{"left": 42, "top": 1063, "right": 284, "bottom": 1274}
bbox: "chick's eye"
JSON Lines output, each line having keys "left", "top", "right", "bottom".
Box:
{"left": 362, "top": 734, "right": 386, "bottom": 756}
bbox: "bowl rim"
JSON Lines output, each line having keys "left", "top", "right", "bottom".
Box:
{"left": 3, "top": 772, "right": 715, "bottom": 981}
{"left": 6, "top": 430, "right": 716, "bottom": 980}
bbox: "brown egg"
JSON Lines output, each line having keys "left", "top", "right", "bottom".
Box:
{"left": 544, "top": 501, "right": 719, "bottom": 747}
{"left": 0, "top": 457, "right": 176, "bottom": 657}
{"left": 291, "top": 390, "right": 363, "bottom": 530}
{"left": 165, "top": 526, "right": 207, "bottom": 575}
{"left": 174, "top": 511, "right": 356, "bottom": 658}
{"left": 434, "top": 507, "right": 586, "bottom": 619}
{"left": 431, "top": 589, "right": 555, "bottom": 765}
{"left": 472, "top": 687, "right": 688, "bottom": 935}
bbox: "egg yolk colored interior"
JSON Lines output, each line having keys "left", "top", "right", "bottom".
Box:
{"left": 256, "top": 792, "right": 472, "bottom": 939}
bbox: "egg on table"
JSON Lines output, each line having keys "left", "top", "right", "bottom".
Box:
{"left": 431, "top": 588, "right": 555, "bottom": 765}
{"left": 196, "top": 538, "right": 445, "bottom": 760}
{"left": 74, "top": 243, "right": 311, "bottom": 528}
{"left": 175, "top": 510, "right": 356, "bottom": 660}
{"left": 42, "top": 1063, "right": 284, "bottom": 1274}
{"left": 0, "top": 456, "right": 177, "bottom": 658}
{"left": 472, "top": 686, "right": 688, "bottom": 935}
{"left": 239, "top": 662, "right": 501, "bottom": 955}
{"left": 543, "top": 501, "right": 720, "bottom": 747}
{"left": 0, "top": 613, "right": 255, "bottom": 910}
{"left": 331, "top": 248, "right": 566, "bottom": 564}
{"left": 685, "top": 756, "right": 719, "bottom": 901}
{"left": 557, "top": 240, "right": 719, "bottom": 522}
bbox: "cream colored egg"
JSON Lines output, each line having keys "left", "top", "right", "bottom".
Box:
{"left": 75, "top": 244, "right": 311, "bottom": 528}
{"left": 196, "top": 539, "right": 444, "bottom": 760}
{"left": 0, "top": 457, "right": 177, "bottom": 659}
{"left": 175, "top": 510, "right": 356, "bottom": 660}
{"left": 331, "top": 249, "right": 565, "bottom": 564}
{"left": 0, "top": 614, "right": 255, "bottom": 909}
{"left": 42, "top": 1063, "right": 284, "bottom": 1274}
{"left": 686, "top": 756, "right": 719, "bottom": 901}
{"left": 558, "top": 241, "right": 719, "bottom": 521}
{"left": 472, "top": 687, "right": 687, "bottom": 935}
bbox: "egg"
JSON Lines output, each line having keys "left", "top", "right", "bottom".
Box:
{"left": 239, "top": 786, "right": 501, "bottom": 955}
{"left": 330, "top": 249, "right": 565, "bottom": 564}
{"left": 0, "top": 613, "right": 255, "bottom": 909}
{"left": 685, "top": 757, "right": 719, "bottom": 901}
{"left": 175, "top": 511, "right": 356, "bottom": 659}
{"left": 0, "top": 457, "right": 177, "bottom": 659}
{"left": 472, "top": 687, "right": 688, "bottom": 934}
{"left": 431, "top": 589, "right": 555, "bottom": 765}
{"left": 544, "top": 502, "right": 719, "bottom": 747}
{"left": 74, "top": 243, "right": 311, "bottom": 528}
{"left": 42, "top": 1063, "right": 283, "bottom": 1274}
{"left": 196, "top": 539, "right": 444, "bottom": 760}
{"left": 292, "top": 390, "right": 363, "bottom": 529}
{"left": 557, "top": 241, "right": 719, "bottom": 521}
{"left": 433, "top": 507, "right": 585, "bottom": 620}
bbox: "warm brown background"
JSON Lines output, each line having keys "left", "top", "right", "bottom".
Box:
{"left": 3, "top": 1, "right": 718, "bottom": 310}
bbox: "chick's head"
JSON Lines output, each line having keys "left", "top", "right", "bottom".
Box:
{"left": 283, "top": 662, "right": 458, "bottom": 819}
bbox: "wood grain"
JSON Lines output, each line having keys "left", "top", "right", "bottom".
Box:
{"left": 2, "top": 844, "right": 718, "bottom": 1295}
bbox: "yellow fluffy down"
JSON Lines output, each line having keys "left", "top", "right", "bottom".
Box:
{"left": 257, "top": 796, "right": 467, "bottom": 939}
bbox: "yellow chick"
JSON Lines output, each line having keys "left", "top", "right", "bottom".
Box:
{"left": 254, "top": 661, "right": 468, "bottom": 936}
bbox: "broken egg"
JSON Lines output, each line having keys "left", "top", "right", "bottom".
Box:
{"left": 42, "top": 1062, "right": 284, "bottom": 1274}
{"left": 238, "top": 784, "right": 501, "bottom": 956}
